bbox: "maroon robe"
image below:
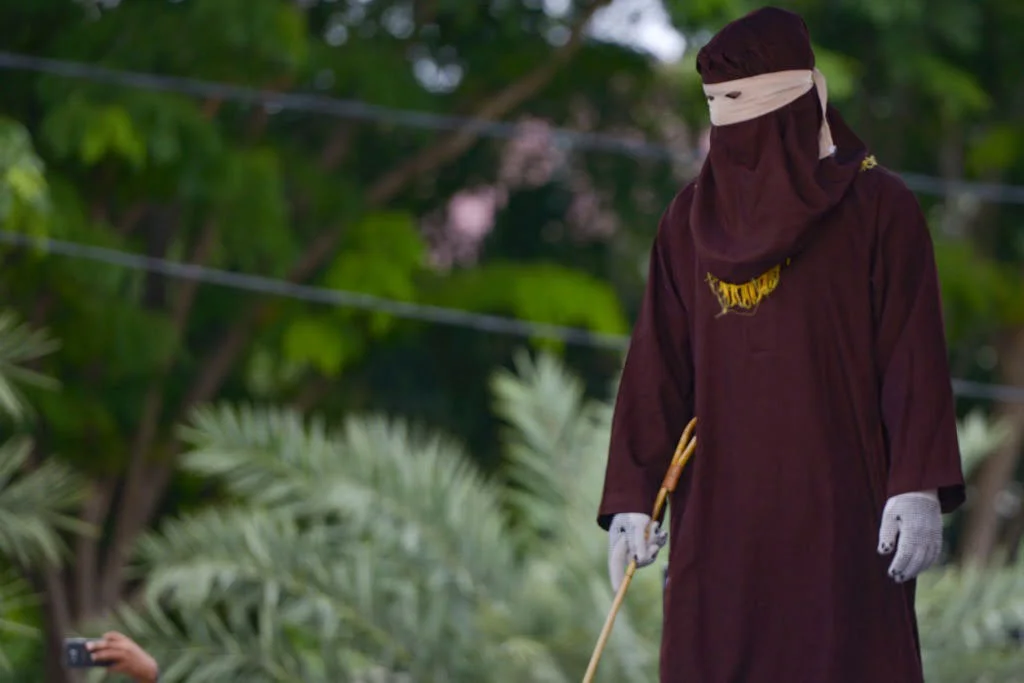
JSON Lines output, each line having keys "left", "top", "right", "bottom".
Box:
{"left": 598, "top": 9, "right": 965, "bottom": 683}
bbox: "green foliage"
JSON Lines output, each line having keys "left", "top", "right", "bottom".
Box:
{"left": 281, "top": 316, "right": 357, "bottom": 378}
{"left": 0, "top": 312, "right": 88, "bottom": 672}
{"left": 933, "top": 237, "right": 1024, "bottom": 342}
{"left": 957, "top": 409, "right": 1013, "bottom": 480}
{"left": 278, "top": 211, "right": 426, "bottom": 378}
{"left": 213, "top": 147, "right": 293, "bottom": 274}
{"left": 0, "top": 569, "right": 38, "bottom": 670}
{"left": 326, "top": 211, "right": 426, "bottom": 333}
{"left": 812, "top": 45, "right": 860, "bottom": 101}
{"left": 0, "top": 436, "right": 90, "bottom": 568}
{"left": 115, "top": 91, "right": 225, "bottom": 173}
{"left": 967, "top": 125, "right": 1022, "bottom": 176}
{"left": 429, "top": 262, "right": 630, "bottom": 338}
{"left": 0, "top": 118, "right": 50, "bottom": 235}
{"left": 41, "top": 95, "right": 147, "bottom": 168}
{"left": 918, "top": 557, "right": 1024, "bottom": 682}
{"left": 910, "top": 54, "right": 991, "bottom": 120}
{"left": 100, "top": 353, "right": 660, "bottom": 682}
{"left": 185, "top": 0, "right": 310, "bottom": 70}
{"left": 0, "top": 312, "right": 60, "bottom": 422}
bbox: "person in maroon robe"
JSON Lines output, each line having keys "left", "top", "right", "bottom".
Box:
{"left": 598, "top": 7, "right": 966, "bottom": 683}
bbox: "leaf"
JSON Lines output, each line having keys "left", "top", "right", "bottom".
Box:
{"left": 966, "top": 125, "right": 1021, "bottom": 175}
{"left": 324, "top": 211, "right": 426, "bottom": 335}
{"left": 0, "top": 436, "right": 91, "bottom": 569}
{"left": 282, "top": 316, "right": 358, "bottom": 377}
{"left": 115, "top": 90, "right": 225, "bottom": 173}
{"left": 812, "top": 45, "right": 860, "bottom": 102}
{"left": 0, "top": 311, "right": 60, "bottom": 423}
{"left": 340, "top": 211, "right": 425, "bottom": 264}
{"left": 911, "top": 54, "right": 991, "bottom": 118}
{"left": 0, "top": 117, "right": 51, "bottom": 236}
{"left": 0, "top": 568, "right": 41, "bottom": 672}
{"left": 187, "top": 0, "right": 311, "bottom": 69}
{"left": 42, "top": 97, "right": 147, "bottom": 168}
{"left": 933, "top": 237, "right": 1024, "bottom": 342}
{"left": 426, "top": 261, "right": 630, "bottom": 339}
{"left": 212, "top": 147, "right": 294, "bottom": 275}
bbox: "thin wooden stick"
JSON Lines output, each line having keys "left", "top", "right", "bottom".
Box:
{"left": 581, "top": 417, "right": 698, "bottom": 683}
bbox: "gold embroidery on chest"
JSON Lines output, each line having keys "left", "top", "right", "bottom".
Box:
{"left": 705, "top": 154, "right": 877, "bottom": 316}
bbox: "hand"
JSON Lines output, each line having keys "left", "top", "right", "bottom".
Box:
{"left": 607, "top": 512, "right": 668, "bottom": 591}
{"left": 86, "top": 632, "right": 159, "bottom": 683}
{"left": 877, "top": 490, "right": 943, "bottom": 583}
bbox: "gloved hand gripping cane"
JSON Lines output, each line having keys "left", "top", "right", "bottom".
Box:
{"left": 582, "top": 417, "right": 698, "bottom": 683}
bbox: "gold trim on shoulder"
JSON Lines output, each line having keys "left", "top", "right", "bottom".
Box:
{"left": 705, "top": 154, "right": 877, "bottom": 316}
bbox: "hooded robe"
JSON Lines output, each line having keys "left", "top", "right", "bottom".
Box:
{"left": 597, "top": 7, "right": 966, "bottom": 683}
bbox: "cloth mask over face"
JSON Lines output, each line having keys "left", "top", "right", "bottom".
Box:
{"left": 689, "top": 6, "right": 872, "bottom": 315}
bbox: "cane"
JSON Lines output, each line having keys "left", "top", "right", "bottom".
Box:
{"left": 581, "top": 417, "right": 698, "bottom": 683}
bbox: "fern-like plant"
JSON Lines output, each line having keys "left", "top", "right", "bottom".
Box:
{"left": 99, "top": 352, "right": 661, "bottom": 682}
{"left": 0, "top": 312, "right": 88, "bottom": 671}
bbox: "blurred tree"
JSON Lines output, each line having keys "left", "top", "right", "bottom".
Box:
{"left": 0, "top": 2, "right": 692, "bottom": 679}
{"left": 88, "top": 352, "right": 664, "bottom": 682}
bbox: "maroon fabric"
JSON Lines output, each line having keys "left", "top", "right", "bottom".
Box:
{"left": 690, "top": 7, "right": 870, "bottom": 284}
{"left": 597, "top": 7, "right": 965, "bottom": 683}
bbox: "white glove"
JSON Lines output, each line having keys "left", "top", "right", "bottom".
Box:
{"left": 608, "top": 512, "right": 667, "bottom": 591}
{"left": 877, "top": 490, "right": 942, "bottom": 583}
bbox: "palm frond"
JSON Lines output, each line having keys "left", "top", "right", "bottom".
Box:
{"left": 115, "top": 405, "right": 556, "bottom": 681}
{"left": 0, "top": 568, "right": 39, "bottom": 672}
{"left": 0, "top": 435, "right": 90, "bottom": 567}
{"left": 491, "top": 350, "right": 662, "bottom": 681}
{"left": 0, "top": 311, "right": 59, "bottom": 423}
{"left": 493, "top": 350, "right": 611, "bottom": 543}
{"left": 179, "top": 405, "right": 516, "bottom": 595}
{"left": 918, "top": 555, "right": 1024, "bottom": 682}
{"left": 0, "top": 310, "right": 83, "bottom": 676}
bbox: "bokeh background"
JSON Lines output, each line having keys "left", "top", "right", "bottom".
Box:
{"left": 0, "top": 0, "right": 1023, "bottom": 681}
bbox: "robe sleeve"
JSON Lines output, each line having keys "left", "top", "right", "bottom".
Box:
{"left": 872, "top": 180, "right": 966, "bottom": 514}
{"left": 597, "top": 208, "right": 694, "bottom": 530}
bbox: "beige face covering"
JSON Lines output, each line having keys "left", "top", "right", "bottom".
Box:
{"left": 703, "top": 68, "right": 835, "bottom": 159}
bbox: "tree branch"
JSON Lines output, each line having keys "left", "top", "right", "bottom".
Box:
{"left": 72, "top": 476, "right": 115, "bottom": 621}
{"left": 320, "top": 122, "right": 356, "bottom": 171}
{"left": 96, "top": 220, "right": 218, "bottom": 608}
{"left": 114, "top": 204, "right": 148, "bottom": 238}
{"left": 86, "top": 82, "right": 247, "bottom": 605}
{"left": 176, "top": 0, "right": 610, "bottom": 415}
{"left": 36, "top": 567, "right": 77, "bottom": 683}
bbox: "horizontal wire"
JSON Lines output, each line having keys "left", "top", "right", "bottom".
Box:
{"left": 2, "top": 52, "right": 1024, "bottom": 201}
{"left": 0, "top": 230, "right": 1020, "bottom": 403}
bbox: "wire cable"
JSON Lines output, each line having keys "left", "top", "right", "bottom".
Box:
{"left": 0, "top": 230, "right": 627, "bottom": 349}
{"left": 0, "top": 51, "right": 672, "bottom": 161}
{"left": 3, "top": 51, "right": 1024, "bottom": 203}
{"left": 1, "top": 230, "right": 1020, "bottom": 403}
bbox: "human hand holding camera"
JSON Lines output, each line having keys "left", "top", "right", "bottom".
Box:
{"left": 74, "top": 631, "right": 159, "bottom": 682}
